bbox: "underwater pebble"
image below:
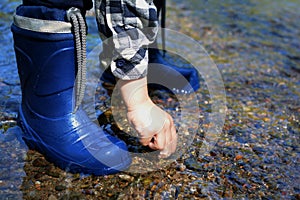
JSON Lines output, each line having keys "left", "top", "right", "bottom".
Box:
{"left": 118, "top": 174, "right": 134, "bottom": 182}
{"left": 55, "top": 185, "right": 66, "bottom": 191}
{"left": 235, "top": 154, "right": 243, "bottom": 160}
{"left": 32, "top": 158, "right": 48, "bottom": 167}
{"left": 34, "top": 181, "right": 41, "bottom": 190}
{"left": 48, "top": 194, "right": 57, "bottom": 200}
{"left": 1, "top": 1, "right": 300, "bottom": 199}
{"left": 82, "top": 189, "right": 95, "bottom": 195}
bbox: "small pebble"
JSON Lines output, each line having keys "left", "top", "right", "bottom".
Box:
{"left": 32, "top": 157, "right": 48, "bottom": 167}
{"left": 177, "top": 163, "right": 186, "bottom": 171}
{"left": 34, "top": 181, "right": 41, "bottom": 190}
{"left": 118, "top": 174, "right": 134, "bottom": 181}
{"left": 82, "top": 189, "right": 95, "bottom": 195}
{"left": 48, "top": 194, "right": 57, "bottom": 200}
{"left": 235, "top": 154, "right": 243, "bottom": 161}
{"left": 55, "top": 185, "right": 66, "bottom": 191}
{"left": 46, "top": 171, "right": 60, "bottom": 178}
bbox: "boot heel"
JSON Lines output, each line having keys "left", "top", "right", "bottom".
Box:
{"left": 17, "top": 110, "right": 37, "bottom": 151}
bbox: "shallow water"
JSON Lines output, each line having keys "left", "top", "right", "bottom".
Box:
{"left": 0, "top": 0, "right": 299, "bottom": 199}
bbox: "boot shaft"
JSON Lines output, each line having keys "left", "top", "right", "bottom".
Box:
{"left": 12, "top": 6, "right": 77, "bottom": 118}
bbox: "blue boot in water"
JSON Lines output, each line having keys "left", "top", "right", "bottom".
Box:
{"left": 150, "top": 0, "right": 200, "bottom": 93}
{"left": 100, "top": 48, "right": 200, "bottom": 94}
{"left": 147, "top": 48, "right": 200, "bottom": 93}
{"left": 11, "top": 5, "right": 131, "bottom": 175}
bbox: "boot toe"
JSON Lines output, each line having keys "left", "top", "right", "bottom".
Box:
{"left": 19, "top": 106, "right": 132, "bottom": 175}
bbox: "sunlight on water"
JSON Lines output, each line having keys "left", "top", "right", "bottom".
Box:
{"left": 0, "top": 0, "right": 299, "bottom": 198}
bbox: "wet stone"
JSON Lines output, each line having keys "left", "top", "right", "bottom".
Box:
{"left": 32, "top": 157, "right": 49, "bottom": 167}
{"left": 34, "top": 173, "right": 44, "bottom": 180}
{"left": 177, "top": 163, "right": 186, "bottom": 171}
{"left": 81, "top": 189, "right": 95, "bottom": 195}
{"left": 294, "top": 194, "right": 300, "bottom": 200}
{"left": 58, "top": 191, "right": 85, "bottom": 200}
{"left": 48, "top": 194, "right": 58, "bottom": 200}
{"left": 252, "top": 146, "right": 267, "bottom": 155}
{"left": 1, "top": 0, "right": 300, "bottom": 199}
{"left": 46, "top": 171, "right": 60, "bottom": 178}
{"left": 184, "top": 158, "right": 204, "bottom": 172}
{"left": 55, "top": 185, "right": 66, "bottom": 192}
{"left": 118, "top": 174, "right": 134, "bottom": 182}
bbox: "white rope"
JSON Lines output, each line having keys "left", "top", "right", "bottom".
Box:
{"left": 67, "top": 7, "right": 87, "bottom": 113}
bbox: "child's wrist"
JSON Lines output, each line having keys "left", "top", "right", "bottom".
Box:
{"left": 118, "top": 77, "right": 151, "bottom": 110}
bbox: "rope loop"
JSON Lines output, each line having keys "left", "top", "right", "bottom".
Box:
{"left": 67, "top": 7, "right": 87, "bottom": 113}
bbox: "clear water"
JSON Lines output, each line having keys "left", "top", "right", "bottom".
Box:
{"left": 0, "top": 0, "right": 299, "bottom": 198}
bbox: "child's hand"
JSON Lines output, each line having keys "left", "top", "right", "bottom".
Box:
{"left": 126, "top": 99, "right": 177, "bottom": 158}
{"left": 118, "top": 77, "right": 177, "bottom": 158}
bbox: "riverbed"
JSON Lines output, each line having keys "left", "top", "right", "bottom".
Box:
{"left": 0, "top": 0, "right": 299, "bottom": 199}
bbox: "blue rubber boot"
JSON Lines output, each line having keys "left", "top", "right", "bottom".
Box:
{"left": 11, "top": 6, "right": 131, "bottom": 175}
{"left": 150, "top": 0, "right": 200, "bottom": 92}
{"left": 148, "top": 48, "right": 200, "bottom": 93}
{"left": 100, "top": 49, "right": 200, "bottom": 94}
